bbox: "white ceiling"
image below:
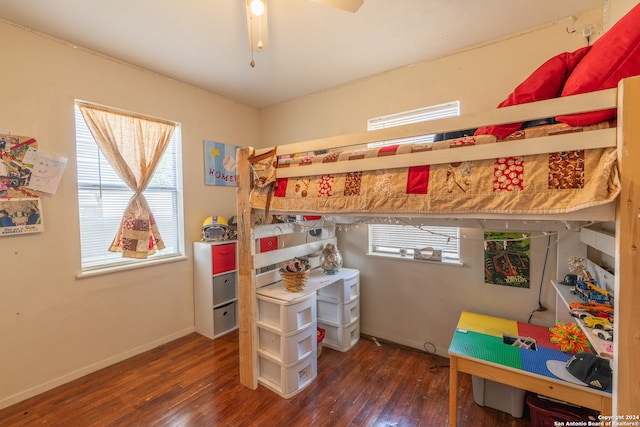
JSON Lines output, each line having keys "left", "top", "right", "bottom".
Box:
{"left": 0, "top": 0, "right": 605, "bottom": 109}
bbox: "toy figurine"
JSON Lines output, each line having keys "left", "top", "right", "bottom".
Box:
{"left": 568, "top": 256, "right": 592, "bottom": 281}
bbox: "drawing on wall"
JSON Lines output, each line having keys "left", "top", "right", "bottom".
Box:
{"left": 22, "top": 148, "right": 68, "bottom": 194}
{"left": 484, "top": 232, "right": 531, "bottom": 288}
{"left": 1, "top": 134, "right": 42, "bottom": 199}
{"left": 204, "top": 140, "right": 241, "bottom": 186}
{"left": 0, "top": 197, "right": 44, "bottom": 236}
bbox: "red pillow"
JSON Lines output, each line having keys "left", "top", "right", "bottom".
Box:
{"left": 557, "top": 2, "right": 640, "bottom": 126}
{"left": 475, "top": 46, "right": 591, "bottom": 139}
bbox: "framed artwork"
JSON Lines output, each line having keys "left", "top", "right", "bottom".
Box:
{"left": 0, "top": 197, "right": 44, "bottom": 236}
{"left": 204, "top": 140, "right": 241, "bottom": 186}
{"left": 484, "top": 232, "right": 531, "bottom": 288}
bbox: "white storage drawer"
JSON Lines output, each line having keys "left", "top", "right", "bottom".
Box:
{"left": 258, "top": 352, "right": 317, "bottom": 398}
{"left": 258, "top": 321, "right": 316, "bottom": 364}
{"left": 212, "top": 272, "right": 236, "bottom": 305}
{"left": 317, "top": 296, "right": 359, "bottom": 326}
{"left": 257, "top": 294, "right": 316, "bottom": 334}
{"left": 319, "top": 318, "right": 360, "bottom": 352}
{"left": 316, "top": 271, "right": 359, "bottom": 303}
{"left": 213, "top": 301, "right": 237, "bottom": 336}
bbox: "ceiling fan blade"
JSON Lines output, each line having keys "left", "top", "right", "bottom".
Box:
{"left": 308, "top": 0, "right": 363, "bottom": 13}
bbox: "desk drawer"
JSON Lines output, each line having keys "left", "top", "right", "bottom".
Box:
{"left": 258, "top": 352, "right": 317, "bottom": 398}
{"left": 317, "top": 297, "right": 359, "bottom": 326}
{"left": 258, "top": 322, "right": 316, "bottom": 364}
{"left": 318, "top": 318, "right": 359, "bottom": 352}
{"left": 257, "top": 295, "right": 316, "bottom": 334}
{"left": 316, "top": 273, "right": 359, "bottom": 303}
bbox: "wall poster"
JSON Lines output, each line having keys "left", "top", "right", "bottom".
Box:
{"left": 484, "top": 232, "right": 531, "bottom": 288}
{"left": 0, "top": 197, "right": 43, "bottom": 236}
{"left": 204, "top": 140, "right": 241, "bottom": 187}
{"left": 1, "top": 134, "right": 45, "bottom": 236}
{"left": 1, "top": 134, "right": 41, "bottom": 199}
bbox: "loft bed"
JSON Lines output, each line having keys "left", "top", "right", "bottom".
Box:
{"left": 235, "top": 75, "right": 640, "bottom": 416}
{"left": 248, "top": 113, "right": 618, "bottom": 220}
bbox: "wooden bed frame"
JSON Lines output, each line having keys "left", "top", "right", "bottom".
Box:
{"left": 236, "top": 76, "right": 640, "bottom": 418}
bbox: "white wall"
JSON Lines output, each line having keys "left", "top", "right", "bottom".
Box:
{"left": 2, "top": 0, "right": 633, "bottom": 408}
{"left": 260, "top": 8, "right": 605, "bottom": 144}
{"left": 259, "top": 7, "right": 607, "bottom": 355}
{"left": 605, "top": 0, "right": 637, "bottom": 30}
{"left": 0, "top": 21, "right": 259, "bottom": 408}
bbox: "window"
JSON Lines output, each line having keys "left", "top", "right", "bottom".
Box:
{"left": 367, "top": 101, "right": 460, "bottom": 147}
{"left": 369, "top": 223, "right": 460, "bottom": 261}
{"left": 367, "top": 102, "right": 460, "bottom": 261}
{"left": 75, "top": 103, "right": 183, "bottom": 272}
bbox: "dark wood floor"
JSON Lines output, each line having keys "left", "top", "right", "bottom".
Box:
{"left": 0, "top": 331, "right": 532, "bottom": 426}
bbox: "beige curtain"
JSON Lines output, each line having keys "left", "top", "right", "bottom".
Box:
{"left": 78, "top": 103, "right": 176, "bottom": 259}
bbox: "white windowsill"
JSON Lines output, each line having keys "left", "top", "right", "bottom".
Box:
{"left": 76, "top": 255, "right": 189, "bottom": 279}
{"left": 366, "top": 252, "right": 464, "bottom": 267}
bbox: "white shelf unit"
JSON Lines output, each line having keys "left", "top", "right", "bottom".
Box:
{"left": 551, "top": 280, "right": 613, "bottom": 359}
{"left": 193, "top": 241, "right": 239, "bottom": 339}
{"left": 580, "top": 226, "right": 615, "bottom": 259}
{"left": 580, "top": 225, "right": 615, "bottom": 293}
{"left": 552, "top": 224, "right": 615, "bottom": 359}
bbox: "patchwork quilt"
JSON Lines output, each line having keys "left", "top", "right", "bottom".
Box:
{"left": 249, "top": 122, "right": 619, "bottom": 216}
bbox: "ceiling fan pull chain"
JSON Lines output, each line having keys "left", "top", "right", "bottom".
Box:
{"left": 249, "top": 13, "right": 256, "bottom": 67}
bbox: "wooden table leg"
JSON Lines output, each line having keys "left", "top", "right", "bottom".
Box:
{"left": 449, "top": 355, "right": 458, "bottom": 427}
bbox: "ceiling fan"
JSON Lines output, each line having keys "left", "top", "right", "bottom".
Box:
{"left": 307, "top": 0, "right": 364, "bottom": 13}
{"left": 246, "top": 0, "right": 364, "bottom": 67}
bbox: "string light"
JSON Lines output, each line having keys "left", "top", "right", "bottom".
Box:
{"left": 259, "top": 214, "right": 600, "bottom": 246}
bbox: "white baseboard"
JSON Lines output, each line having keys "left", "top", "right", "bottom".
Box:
{"left": 359, "top": 327, "right": 449, "bottom": 358}
{"left": 0, "top": 327, "right": 195, "bottom": 410}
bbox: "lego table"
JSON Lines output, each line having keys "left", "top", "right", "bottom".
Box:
{"left": 448, "top": 312, "right": 612, "bottom": 427}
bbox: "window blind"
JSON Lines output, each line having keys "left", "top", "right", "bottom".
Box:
{"left": 367, "top": 101, "right": 459, "bottom": 148}
{"left": 369, "top": 224, "right": 460, "bottom": 260}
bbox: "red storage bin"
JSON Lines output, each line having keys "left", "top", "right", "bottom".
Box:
{"left": 211, "top": 243, "right": 236, "bottom": 275}
{"left": 526, "top": 393, "right": 599, "bottom": 426}
{"left": 260, "top": 236, "right": 278, "bottom": 252}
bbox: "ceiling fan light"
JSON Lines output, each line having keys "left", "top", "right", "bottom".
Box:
{"left": 249, "top": 0, "right": 265, "bottom": 16}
